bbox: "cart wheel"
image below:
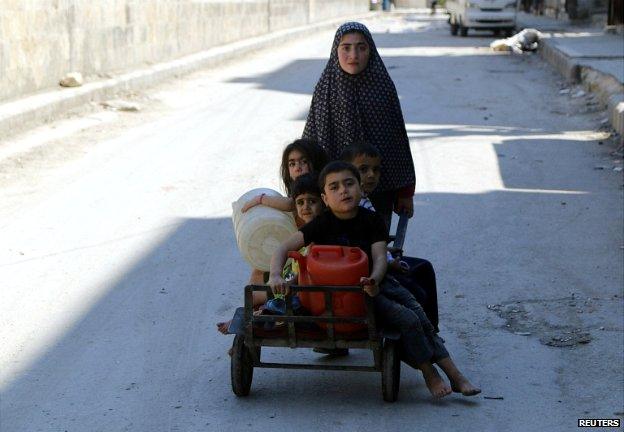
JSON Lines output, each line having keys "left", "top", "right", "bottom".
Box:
{"left": 381, "top": 339, "right": 401, "bottom": 402}
{"left": 231, "top": 335, "right": 254, "bottom": 397}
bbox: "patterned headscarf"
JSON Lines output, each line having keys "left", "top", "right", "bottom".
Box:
{"left": 302, "top": 22, "right": 415, "bottom": 193}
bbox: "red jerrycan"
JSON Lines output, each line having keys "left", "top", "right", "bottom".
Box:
{"left": 288, "top": 245, "right": 368, "bottom": 332}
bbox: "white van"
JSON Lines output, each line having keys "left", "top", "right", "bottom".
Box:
{"left": 446, "top": 0, "right": 517, "bottom": 37}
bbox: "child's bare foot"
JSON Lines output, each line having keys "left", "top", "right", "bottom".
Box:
{"left": 216, "top": 321, "right": 231, "bottom": 334}
{"left": 450, "top": 375, "right": 481, "bottom": 396}
{"left": 420, "top": 364, "right": 452, "bottom": 399}
{"left": 435, "top": 357, "right": 481, "bottom": 397}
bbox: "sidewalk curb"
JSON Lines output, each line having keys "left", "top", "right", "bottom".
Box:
{"left": 539, "top": 38, "right": 624, "bottom": 137}
{"left": 539, "top": 39, "right": 580, "bottom": 81}
{"left": 607, "top": 93, "right": 624, "bottom": 137}
{"left": 0, "top": 12, "right": 378, "bottom": 140}
{"left": 581, "top": 66, "right": 624, "bottom": 136}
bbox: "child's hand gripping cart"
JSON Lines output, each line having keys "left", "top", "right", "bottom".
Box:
{"left": 226, "top": 215, "right": 411, "bottom": 403}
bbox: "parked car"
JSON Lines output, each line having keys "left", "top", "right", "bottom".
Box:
{"left": 446, "top": 0, "right": 517, "bottom": 36}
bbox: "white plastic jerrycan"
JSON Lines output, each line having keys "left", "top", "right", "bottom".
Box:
{"left": 232, "top": 188, "right": 297, "bottom": 272}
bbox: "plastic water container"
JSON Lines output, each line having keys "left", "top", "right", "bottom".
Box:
{"left": 232, "top": 188, "right": 297, "bottom": 272}
{"left": 290, "top": 245, "right": 368, "bottom": 332}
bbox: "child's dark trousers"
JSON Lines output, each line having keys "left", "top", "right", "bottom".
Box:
{"left": 374, "top": 276, "right": 448, "bottom": 366}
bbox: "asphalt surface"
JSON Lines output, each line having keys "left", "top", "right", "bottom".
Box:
{"left": 1, "top": 12, "right": 622, "bottom": 432}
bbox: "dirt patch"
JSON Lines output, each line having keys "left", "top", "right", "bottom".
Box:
{"left": 487, "top": 294, "right": 621, "bottom": 348}
{"left": 539, "top": 329, "right": 592, "bottom": 347}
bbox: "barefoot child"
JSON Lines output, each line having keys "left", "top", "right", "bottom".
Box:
{"left": 268, "top": 161, "right": 480, "bottom": 399}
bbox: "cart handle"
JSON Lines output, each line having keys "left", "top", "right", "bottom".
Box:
{"left": 392, "top": 213, "right": 409, "bottom": 252}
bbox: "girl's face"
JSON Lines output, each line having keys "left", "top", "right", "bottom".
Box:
{"left": 295, "top": 193, "right": 323, "bottom": 224}
{"left": 287, "top": 149, "right": 311, "bottom": 180}
{"left": 337, "top": 32, "right": 370, "bottom": 75}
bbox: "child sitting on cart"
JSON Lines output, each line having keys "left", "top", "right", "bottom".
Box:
{"left": 217, "top": 173, "right": 324, "bottom": 334}
{"left": 340, "top": 143, "right": 440, "bottom": 332}
{"left": 265, "top": 173, "right": 324, "bottom": 315}
{"left": 268, "top": 161, "right": 480, "bottom": 399}
{"left": 240, "top": 139, "right": 327, "bottom": 291}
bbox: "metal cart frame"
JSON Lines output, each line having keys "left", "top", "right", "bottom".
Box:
{"left": 228, "top": 215, "right": 409, "bottom": 402}
{"left": 228, "top": 284, "right": 401, "bottom": 402}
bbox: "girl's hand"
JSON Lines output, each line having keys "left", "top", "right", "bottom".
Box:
{"left": 360, "top": 277, "right": 379, "bottom": 297}
{"left": 241, "top": 194, "right": 264, "bottom": 213}
{"left": 394, "top": 196, "right": 414, "bottom": 218}
{"left": 269, "top": 274, "right": 289, "bottom": 296}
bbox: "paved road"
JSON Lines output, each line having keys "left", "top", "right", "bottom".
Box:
{"left": 1, "top": 12, "right": 622, "bottom": 432}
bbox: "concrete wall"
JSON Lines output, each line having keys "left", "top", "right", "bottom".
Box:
{"left": 310, "top": 0, "right": 371, "bottom": 20}
{"left": 0, "top": 0, "right": 369, "bottom": 102}
{"left": 395, "top": 0, "right": 428, "bottom": 8}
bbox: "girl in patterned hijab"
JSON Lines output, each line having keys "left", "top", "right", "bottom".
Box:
{"left": 303, "top": 22, "right": 415, "bottom": 230}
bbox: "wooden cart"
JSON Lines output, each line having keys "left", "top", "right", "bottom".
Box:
{"left": 227, "top": 283, "right": 402, "bottom": 402}
{"left": 227, "top": 216, "right": 409, "bottom": 402}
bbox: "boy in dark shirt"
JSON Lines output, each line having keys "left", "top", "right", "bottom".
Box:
{"left": 269, "top": 161, "right": 480, "bottom": 399}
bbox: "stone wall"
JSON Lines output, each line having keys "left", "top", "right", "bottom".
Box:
{"left": 310, "top": 0, "right": 371, "bottom": 20}
{"left": 0, "top": 0, "right": 369, "bottom": 102}
{"left": 270, "top": 0, "right": 311, "bottom": 30}
{"left": 394, "top": 0, "right": 428, "bottom": 8}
